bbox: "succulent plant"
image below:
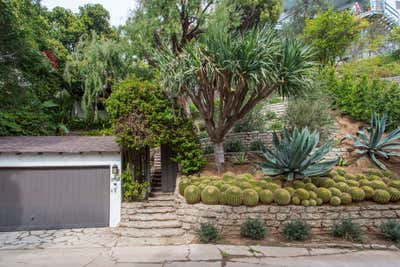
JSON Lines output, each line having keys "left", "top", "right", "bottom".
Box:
{"left": 349, "top": 187, "right": 365, "bottom": 202}
{"left": 225, "top": 186, "right": 243, "bottom": 206}
{"left": 361, "top": 185, "right": 374, "bottom": 199}
{"left": 322, "top": 178, "right": 336, "bottom": 188}
{"left": 373, "top": 189, "right": 391, "bottom": 204}
{"left": 179, "top": 179, "right": 191, "bottom": 195}
{"left": 184, "top": 185, "right": 201, "bottom": 204}
{"left": 388, "top": 187, "right": 400, "bottom": 202}
{"left": 336, "top": 168, "right": 346, "bottom": 176}
{"left": 223, "top": 172, "right": 236, "bottom": 181}
{"left": 201, "top": 186, "right": 220, "bottom": 205}
{"left": 366, "top": 168, "right": 383, "bottom": 177}
{"left": 329, "top": 187, "right": 342, "bottom": 197}
{"left": 242, "top": 189, "right": 259, "bottom": 206}
{"left": 253, "top": 186, "right": 263, "bottom": 194}
{"left": 273, "top": 188, "right": 291, "bottom": 205}
{"left": 330, "top": 196, "right": 341, "bottom": 206}
{"left": 309, "top": 199, "right": 317, "bottom": 206}
{"left": 316, "top": 187, "right": 332, "bottom": 203}
{"left": 389, "top": 180, "right": 400, "bottom": 190}
{"left": 219, "top": 191, "right": 227, "bottom": 205}
{"left": 335, "top": 182, "right": 350, "bottom": 193}
{"left": 305, "top": 183, "right": 318, "bottom": 192}
{"left": 340, "top": 192, "right": 352, "bottom": 205}
{"left": 293, "top": 180, "right": 306, "bottom": 189}
{"left": 301, "top": 199, "right": 310, "bottom": 206}
{"left": 259, "top": 189, "right": 274, "bottom": 204}
{"left": 345, "top": 113, "right": 400, "bottom": 170}
{"left": 259, "top": 180, "right": 269, "bottom": 189}
{"left": 259, "top": 128, "right": 337, "bottom": 180}
{"left": 294, "top": 188, "right": 310, "bottom": 200}
{"left": 265, "top": 182, "right": 280, "bottom": 192}
{"left": 309, "top": 191, "right": 318, "bottom": 200}
{"left": 370, "top": 180, "right": 387, "bottom": 190}
{"left": 285, "top": 187, "right": 296, "bottom": 196}
{"left": 355, "top": 173, "right": 366, "bottom": 180}
{"left": 333, "top": 175, "right": 346, "bottom": 183}
{"left": 359, "top": 179, "right": 371, "bottom": 187}
{"left": 346, "top": 180, "right": 360, "bottom": 187}
{"left": 316, "top": 198, "right": 323, "bottom": 205}
{"left": 344, "top": 174, "right": 356, "bottom": 180}
{"left": 292, "top": 196, "right": 301, "bottom": 205}
{"left": 368, "top": 175, "right": 381, "bottom": 181}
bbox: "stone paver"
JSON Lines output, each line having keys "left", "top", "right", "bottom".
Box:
{"left": 112, "top": 245, "right": 188, "bottom": 263}
{"left": 249, "top": 245, "right": 310, "bottom": 257}
{"left": 188, "top": 244, "right": 222, "bottom": 261}
{"left": 216, "top": 245, "right": 255, "bottom": 256}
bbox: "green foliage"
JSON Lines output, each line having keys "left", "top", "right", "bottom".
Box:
{"left": 259, "top": 128, "right": 337, "bottom": 180}
{"left": 285, "top": 85, "right": 334, "bottom": 141}
{"left": 249, "top": 140, "right": 266, "bottom": 152}
{"left": 259, "top": 189, "right": 274, "bottom": 204}
{"left": 232, "top": 152, "right": 249, "bottom": 165}
{"left": 388, "top": 187, "right": 400, "bottom": 202}
{"left": 322, "top": 66, "right": 400, "bottom": 130}
{"left": 373, "top": 189, "right": 391, "bottom": 204}
{"left": 201, "top": 186, "right": 221, "bottom": 205}
{"left": 331, "top": 219, "right": 363, "bottom": 242}
{"left": 316, "top": 187, "right": 332, "bottom": 203}
{"left": 107, "top": 74, "right": 205, "bottom": 175}
{"left": 340, "top": 192, "right": 352, "bottom": 205}
{"left": 341, "top": 55, "right": 400, "bottom": 79}
{"left": 294, "top": 188, "right": 310, "bottom": 200}
{"left": 380, "top": 220, "right": 400, "bottom": 244}
{"left": 283, "top": 220, "right": 311, "bottom": 241}
{"left": 345, "top": 113, "right": 400, "bottom": 170}
{"left": 121, "top": 168, "right": 150, "bottom": 201}
{"left": 330, "top": 196, "right": 341, "bottom": 206}
{"left": 224, "top": 139, "right": 244, "bottom": 153}
{"left": 225, "top": 186, "right": 244, "bottom": 206}
{"left": 196, "top": 223, "right": 220, "bottom": 243}
{"left": 303, "top": 9, "right": 367, "bottom": 64}
{"left": 240, "top": 217, "right": 267, "bottom": 240}
{"left": 242, "top": 189, "right": 259, "bottom": 207}
{"left": 233, "top": 103, "right": 267, "bottom": 132}
{"left": 78, "top": 4, "right": 112, "bottom": 37}
{"left": 349, "top": 187, "right": 365, "bottom": 202}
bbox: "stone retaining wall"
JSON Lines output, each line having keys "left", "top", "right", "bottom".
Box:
{"left": 175, "top": 195, "right": 400, "bottom": 235}
{"left": 200, "top": 131, "right": 276, "bottom": 150}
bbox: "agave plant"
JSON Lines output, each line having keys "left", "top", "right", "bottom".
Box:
{"left": 345, "top": 113, "right": 400, "bottom": 170}
{"left": 259, "top": 128, "right": 337, "bottom": 180}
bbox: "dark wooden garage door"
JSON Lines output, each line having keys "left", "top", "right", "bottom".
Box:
{"left": 0, "top": 166, "right": 110, "bottom": 231}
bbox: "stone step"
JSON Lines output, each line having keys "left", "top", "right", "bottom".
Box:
{"left": 127, "top": 206, "right": 176, "bottom": 214}
{"left": 142, "top": 201, "right": 175, "bottom": 207}
{"left": 116, "top": 228, "right": 185, "bottom": 238}
{"left": 121, "top": 213, "right": 178, "bottom": 222}
{"left": 148, "top": 194, "right": 175, "bottom": 201}
{"left": 119, "top": 220, "right": 182, "bottom": 229}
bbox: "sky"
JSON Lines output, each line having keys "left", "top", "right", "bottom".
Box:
{"left": 42, "top": 0, "right": 138, "bottom": 26}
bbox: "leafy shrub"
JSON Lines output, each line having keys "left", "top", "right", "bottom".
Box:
{"left": 331, "top": 219, "right": 363, "bottom": 242}
{"left": 240, "top": 217, "right": 267, "bottom": 240}
{"left": 268, "top": 120, "right": 284, "bottom": 131}
{"left": 233, "top": 102, "right": 267, "bottom": 132}
{"left": 259, "top": 128, "right": 337, "bottom": 180}
{"left": 285, "top": 85, "right": 334, "bottom": 142}
{"left": 196, "top": 223, "right": 220, "bottom": 243}
{"left": 249, "top": 139, "right": 266, "bottom": 151}
{"left": 283, "top": 220, "right": 311, "bottom": 241}
{"left": 224, "top": 139, "right": 244, "bottom": 152}
{"left": 121, "top": 168, "right": 150, "bottom": 201}
{"left": 345, "top": 113, "right": 400, "bottom": 170}
{"left": 204, "top": 144, "right": 214, "bottom": 155}
{"left": 380, "top": 220, "right": 400, "bottom": 244}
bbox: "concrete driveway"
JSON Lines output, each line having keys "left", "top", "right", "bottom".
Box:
{"left": 0, "top": 229, "right": 400, "bottom": 266}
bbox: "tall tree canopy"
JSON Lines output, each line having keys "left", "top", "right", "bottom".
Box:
{"left": 78, "top": 3, "right": 112, "bottom": 37}
{"left": 157, "top": 23, "right": 314, "bottom": 171}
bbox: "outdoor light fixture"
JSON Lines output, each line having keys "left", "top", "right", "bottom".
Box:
{"left": 112, "top": 164, "right": 119, "bottom": 175}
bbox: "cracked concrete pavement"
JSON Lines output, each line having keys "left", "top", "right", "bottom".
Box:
{"left": 1, "top": 229, "right": 400, "bottom": 266}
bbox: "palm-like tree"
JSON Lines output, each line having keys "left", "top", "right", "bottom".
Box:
{"left": 157, "top": 25, "right": 314, "bottom": 172}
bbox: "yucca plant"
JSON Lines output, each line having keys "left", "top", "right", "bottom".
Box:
{"left": 345, "top": 113, "right": 400, "bottom": 170}
{"left": 259, "top": 128, "right": 337, "bottom": 180}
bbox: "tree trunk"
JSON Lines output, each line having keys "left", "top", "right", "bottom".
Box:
{"left": 213, "top": 142, "right": 225, "bottom": 173}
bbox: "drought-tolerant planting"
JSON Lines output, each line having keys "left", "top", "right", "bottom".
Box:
{"left": 179, "top": 167, "right": 400, "bottom": 207}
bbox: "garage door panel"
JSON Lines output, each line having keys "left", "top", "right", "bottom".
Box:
{"left": 0, "top": 167, "right": 110, "bottom": 231}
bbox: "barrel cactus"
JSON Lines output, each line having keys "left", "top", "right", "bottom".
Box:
{"left": 368, "top": 175, "right": 381, "bottom": 181}
{"left": 355, "top": 173, "right": 366, "bottom": 180}
{"left": 294, "top": 188, "right": 310, "bottom": 200}
{"left": 367, "top": 168, "right": 383, "bottom": 177}
{"left": 361, "top": 185, "right": 374, "bottom": 199}
{"left": 340, "top": 192, "right": 352, "bottom": 205}
{"left": 285, "top": 187, "right": 295, "bottom": 196}
{"left": 349, "top": 187, "right": 365, "bottom": 202}
{"left": 316, "top": 198, "right": 323, "bottom": 205}
{"left": 359, "top": 179, "right": 371, "bottom": 187}
{"left": 292, "top": 196, "right": 301, "bottom": 205}
{"left": 389, "top": 180, "right": 400, "bottom": 190}
{"left": 316, "top": 188, "right": 332, "bottom": 203}
{"left": 346, "top": 180, "right": 359, "bottom": 187}
{"left": 259, "top": 189, "right": 274, "bottom": 204}
{"left": 201, "top": 186, "right": 220, "bottom": 205}
{"left": 373, "top": 189, "right": 391, "bottom": 204}
{"left": 335, "top": 182, "right": 350, "bottom": 193}
{"left": 184, "top": 185, "right": 201, "bottom": 204}
{"left": 225, "top": 186, "right": 243, "bottom": 206}
{"left": 223, "top": 172, "right": 236, "bottom": 181}
{"left": 179, "top": 179, "right": 191, "bottom": 195}
{"left": 330, "top": 196, "right": 341, "bottom": 206}
{"left": 309, "top": 199, "right": 317, "bottom": 206}
{"left": 388, "top": 187, "right": 400, "bottom": 202}
{"left": 345, "top": 174, "right": 356, "bottom": 180}
{"left": 370, "top": 180, "right": 387, "bottom": 190}
{"left": 265, "top": 182, "right": 280, "bottom": 192}
{"left": 273, "top": 188, "right": 291, "bottom": 205}
{"left": 301, "top": 199, "right": 310, "bottom": 206}
{"left": 305, "top": 183, "right": 318, "bottom": 192}
{"left": 329, "top": 187, "right": 342, "bottom": 197}
{"left": 309, "top": 191, "right": 318, "bottom": 200}
{"left": 243, "top": 189, "right": 259, "bottom": 207}
{"left": 293, "top": 180, "right": 306, "bottom": 189}
{"left": 336, "top": 167, "right": 346, "bottom": 176}
{"left": 322, "top": 178, "right": 336, "bottom": 188}
{"left": 219, "top": 191, "right": 227, "bottom": 205}
{"left": 333, "top": 175, "right": 346, "bottom": 183}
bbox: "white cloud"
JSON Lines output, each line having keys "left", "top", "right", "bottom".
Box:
{"left": 42, "top": 0, "right": 138, "bottom": 26}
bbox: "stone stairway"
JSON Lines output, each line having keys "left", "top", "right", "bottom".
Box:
{"left": 118, "top": 193, "right": 185, "bottom": 238}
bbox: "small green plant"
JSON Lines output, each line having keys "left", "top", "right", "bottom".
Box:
{"left": 249, "top": 139, "right": 266, "bottom": 151}
{"left": 196, "top": 223, "right": 220, "bottom": 243}
{"left": 345, "top": 113, "right": 400, "bottom": 170}
{"left": 224, "top": 139, "right": 244, "bottom": 152}
{"left": 379, "top": 220, "right": 400, "bottom": 244}
{"left": 268, "top": 120, "right": 284, "bottom": 131}
{"left": 232, "top": 152, "right": 249, "bottom": 165}
{"left": 240, "top": 217, "right": 267, "bottom": 240}
{"left": 331, "top": 219, "right": 363, "bottom": 242}
{"left": 204, "top": 144, "right": 214, "bottom": 155}
{"left": 121, "top": 168, "right": 150, "bottom": 202}
{"left": 259, "top": 128, "right": 337, "bottom": 180}
{"left": 283, "top": 220, "right": 311, "bottom": 241}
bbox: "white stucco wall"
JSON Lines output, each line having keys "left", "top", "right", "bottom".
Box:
{"left": 0, "top": 152, "right": 122, "bottom": 227}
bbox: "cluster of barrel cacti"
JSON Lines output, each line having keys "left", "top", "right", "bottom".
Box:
{"left": 178, "top": 168, "right": 400, "bottom": 206}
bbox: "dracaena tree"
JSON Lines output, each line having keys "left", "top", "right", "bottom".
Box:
{"left": 157, "top": 25, "right": 314, "bottom": 171}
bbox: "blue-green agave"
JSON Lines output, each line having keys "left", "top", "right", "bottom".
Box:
{"left": 345, "top": 113, "right": 400, "bottom": 170}
{"left": 259, "top": 128, "right": 337, "bottom": 181}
